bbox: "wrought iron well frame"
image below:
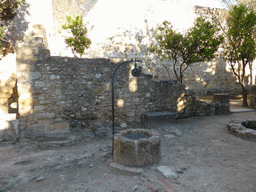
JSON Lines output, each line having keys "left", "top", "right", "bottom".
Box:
{"left": 111, "top": 59, "right": 142, "bottom": 157}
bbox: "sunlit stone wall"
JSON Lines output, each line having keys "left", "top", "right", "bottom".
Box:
{"left": 0, "top": 54, "right": 17, "bottom": 115}
{"left": 16, "top": 37, "right": 185, "bottom": 134}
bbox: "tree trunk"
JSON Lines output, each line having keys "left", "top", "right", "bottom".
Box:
{"left": 241, "top": 85, "right": 248, "bottom": 107}
{"left": 180, "top": 73, "right": 183, "bottom": 84}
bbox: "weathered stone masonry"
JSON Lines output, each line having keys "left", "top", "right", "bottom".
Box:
{"left": 16, "top": 42, "right": 186, "bottom": 135}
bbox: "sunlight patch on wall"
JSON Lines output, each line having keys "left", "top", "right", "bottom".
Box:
{"left": 0, "top": 120, "right": 9, "bottom": 130}
{"left": 117, "top": 99, "right": 124, "bottom": 107}
{"left": 177, "top": 92, "right": 186, "bottom": 112}
{"left": 129, "top": 64, "right": 138, "bottom": 92}
{"left": 105, "top": 83, "right": 111, "bottom": 91}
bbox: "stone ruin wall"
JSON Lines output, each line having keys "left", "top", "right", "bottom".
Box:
{"left": 0, "top": 1, "right": 239, "bottom": 139}
{"left": 15, "top": 36, "right": 185, "bottom": 135}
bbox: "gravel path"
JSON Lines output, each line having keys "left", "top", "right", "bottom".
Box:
{"left": 1, "top": 111, "right": 256, "bottom": 192}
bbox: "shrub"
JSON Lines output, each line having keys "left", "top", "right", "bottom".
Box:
{"left": 62, "top": 14, "right": 92, "bottom": 57}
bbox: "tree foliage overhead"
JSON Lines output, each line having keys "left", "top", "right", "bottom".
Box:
{"left": 62, "top": 14, "right": 92, "bottom": 57}
{"left": 0, "top": 0, "right": 22, "bottom": 21}
{"left": 223, "top": 3, "right": 256, "bottom": 106}
{"left": 0, "top": 0, "right": 24, "bottom": 57}
{"left": 149, "top": 17, "right": 223, "bottom": 83}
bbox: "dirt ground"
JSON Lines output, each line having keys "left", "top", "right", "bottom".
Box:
{"left": 1, "top": 111, "right": 256, "bottom": 192}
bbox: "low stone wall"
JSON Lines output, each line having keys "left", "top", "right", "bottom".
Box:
{"left": 177, "top": 95, "right": 215, "bottom": 118}
{"left": 177, "top": 93, "right": 230, "bottom": 118}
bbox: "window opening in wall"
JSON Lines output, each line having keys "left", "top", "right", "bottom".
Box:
{"left": 8, "top": 80, "right": 19, "bottom": 117}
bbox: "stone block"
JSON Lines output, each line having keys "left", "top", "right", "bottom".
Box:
{"left": 157, "top": 166, "right": 178, "bottom": 179}
{"left": 114, "top": 129, "right": 160, "bottom": 167}
{"left": 30, "top": 72, "right": 42, "bottom": 80}
{"left": 141, "top": 111, "right": 176, "bottom": 127}
{"left": 30, "top": 124, "right": 45, "bottom": 134}
{"left": 34, "top": 106, "right": 45, "bottom": 112}
{"left": 39, "top": 113, "right": 55, "bottom": 119}
{"left": 136, "top": 139, "right": 152, "bottom": 166}
{"left": 185, "top": 89, "right": 195, "bottom": 96}
{"left": 149, "top": 136, "right": 161, "bottom": 164}
{"left": 35, "top": 81, "right": 45, "bottom": 87}
{"left": 115, "top": 137, "right": 137, "bottom": 167}
{"left": 45, "top": 122, "right": 70, "bottom": 134}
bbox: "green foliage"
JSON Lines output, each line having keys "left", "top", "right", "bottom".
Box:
{"left": 223, "top": 3, "right": 256, "bottom": 106}
{"left": 0, "top": 0, "right": 22, "bottom": 21}
{"left": 225, "top": 4, "right": 256, "bottom": 63}
{"left": 149, "top": 17, "right": 223, "bottom": 83}
{"left": 62, "top": 14, "right": 92, "bottom": 57}
{"left": 0, "top": 0, "right": 23, "bottom": 55}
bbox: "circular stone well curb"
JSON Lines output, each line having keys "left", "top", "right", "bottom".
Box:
{"left": 228, "top": 119, "right": 256, "bottom": 142}
{"left": 113, "top": 129, "right": 161, "bottom": 167}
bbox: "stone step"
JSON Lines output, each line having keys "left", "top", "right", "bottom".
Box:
{"left": 141, "top": 111, "right": 176, "bottom": 127}
{"left": 32, "top": 134, "right": 75, "bottom": 148}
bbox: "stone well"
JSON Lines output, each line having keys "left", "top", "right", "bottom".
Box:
{"left": 113, "top": 129, "right": 161, "bottom": 167}
{"left": 228, "top": 119, "right": 256, "bottom": 142}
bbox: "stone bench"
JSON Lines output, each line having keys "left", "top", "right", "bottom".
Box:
{"left": 141, "top": 111, "right": 176, "bottom": 127}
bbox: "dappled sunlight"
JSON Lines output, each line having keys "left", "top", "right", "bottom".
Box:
{"left": 105, "top": 83, "right": 110, "bottom": 91}
{"left": 195, "top": 75, "right": 207, "bottom": 83}
{"left": 117, "top": 99, "right": 124, "bottom": 107}
{"left": 19, "top": 92, "right": 33, "bottom": 115}
{"left": 205, "top": 61, "right": 216, "bottom": 75}
{"left": 0, "top": 54, "right": 17, "bottom": 83}
{"left": 15, "top": 53, "right": 34, "bottom": 116}
{"left": 177, "top": 92, "right": 186, "bottom": 112}
{"left": 0, "top": 120, "right": 9, "bottom": 131}
{"left": 0, "top": 54, "right": 17, "bottom": 114}
{"left": 129, "top": 77, "right": 138, "bottom": 92}
{"left": 129, "top": 64, "right": 138, "bottom": 92}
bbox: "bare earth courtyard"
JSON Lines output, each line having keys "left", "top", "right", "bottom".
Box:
{"left": 1, "top": 111, "right": 256, "bottom": 192}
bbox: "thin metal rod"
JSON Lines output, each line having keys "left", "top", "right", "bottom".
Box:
{"left": 111, "top": 59, "right": 133, "bottom": 157}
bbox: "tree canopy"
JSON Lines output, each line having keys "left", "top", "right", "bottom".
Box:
{"left": 149, "top": 17, "right": 223, "bottom": 83}
{"left": 0, "top": 0, "right": 23, "bottom": 56}
{"left": 223, "top": 3, "right": 256, "bottom": 106}
{"left": 0, "top": 0, "right": 22, "bottom": 21}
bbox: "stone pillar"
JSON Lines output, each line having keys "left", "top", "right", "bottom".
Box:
{"left": 16, "top": 24, "right": 51, "bottom": 134}
{"left": 212, "top": 93, "right": 230, "bottom": 115}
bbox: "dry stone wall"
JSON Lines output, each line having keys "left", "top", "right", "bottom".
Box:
{"left": 16, "top": 39, "right": 186, "bottom": 135}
